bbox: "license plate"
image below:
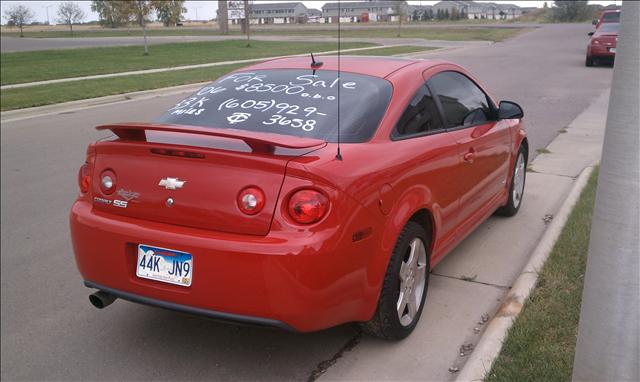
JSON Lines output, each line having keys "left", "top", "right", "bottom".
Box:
{"left": 610, "top": 48, "right": 616, "bottom": 53}
{"left": 136, "top": 244, "right": 192, "bottom": 287}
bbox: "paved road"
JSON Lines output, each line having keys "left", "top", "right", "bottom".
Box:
{"left": 1, "top": 24, "right": 611, "bottom": 381}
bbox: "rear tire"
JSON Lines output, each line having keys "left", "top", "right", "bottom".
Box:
{"left": 586, "top": 56, "right": 594, "bottom": 67}
{"left": 496, "top": 146, "right": 527, "bottom": 217}
{"left": 360, "top": 221, "right": 430, "bottom": 340}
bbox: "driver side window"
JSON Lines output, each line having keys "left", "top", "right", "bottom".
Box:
{"left": 427, "top": 71, "right": 492, "bottom": 128}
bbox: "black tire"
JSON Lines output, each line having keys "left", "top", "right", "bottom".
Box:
{"left": 496, "top": 145, "right": 527, "bottom": 217}
{"left": 360, "top": 221, "right": 430, "bottom": 340}
{"left": 586, "top": 56, "right": 594, "bottom": 67}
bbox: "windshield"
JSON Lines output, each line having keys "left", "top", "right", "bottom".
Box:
{"left": 156, "top": 69, "right": 393, "bottom": 143}
{"left": 599, "top": 23, "right": 620, "bottom": 33}
{"left": 602, "top": 12, "right": 620, "bottom": 22}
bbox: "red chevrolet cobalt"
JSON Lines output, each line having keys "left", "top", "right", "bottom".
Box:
{"left": 71, "top": 56, "right": 527, "bottom": 340}
{"left": 586, "top": 23, "right": 619, "bottom": 67}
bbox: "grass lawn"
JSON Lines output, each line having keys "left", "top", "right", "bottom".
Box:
{"left": 1, "top": 45, "right": 430, "bottom": 111}
{"left": 253, "top": 27, "right": 527, "bottom": 42}
{"left": 346, "top": 45, "right": 435, "bottom": 56}
{"left": 0, "top": 40, "right": 372, "bottom": 85}
{"left": 2, "top": 25, "right": 526, "bottom": 41}
{"left": 485, "top": 167, "right": 600, "bottom": 382}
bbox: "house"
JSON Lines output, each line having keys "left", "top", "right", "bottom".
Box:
{"left": 407, "top": 4, "right": 434, "bottom": 21}
{"left": 433, "top": 0, "right": 522, "bottom": 20}
{"left": 307, "top": 8, "right": 323, "bottom": 23}
{"left": 250, "top": 2, "right": 308, "bottom": 24}
{"left": 321, "top": 1, "right": 409, "bottom": 23}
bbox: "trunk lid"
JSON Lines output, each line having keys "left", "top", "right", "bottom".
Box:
{"left": 90, "top": 123, "right": 325, "bottom": 236}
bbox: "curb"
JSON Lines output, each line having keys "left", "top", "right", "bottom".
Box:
{"left": 455, "top": 165, "right": 596, "bottom": 382}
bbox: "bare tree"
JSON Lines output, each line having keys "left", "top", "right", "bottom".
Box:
{"left": 57, "top": 1, "right": 86, "bottom": 35}
{"left": 244, "top": 0, "right": 251, "bottom": 47}
{"left": 3, "top": 4, "right": 35, "bottom": 37}
{"left": 395, "top": 2, "right": 405, "bottom": 37}
{"left": 217, "top": 0, "right": 229, "bottom": 35}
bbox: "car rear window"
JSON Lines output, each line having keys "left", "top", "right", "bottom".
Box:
{"left": 156, "top": 69, "right": 393, "bottom": 143}
{"left": 602, "top": 12, "right": 620, "bottom": 22}
{"left": 599, "top": 23, "right": 619, "bottom": 33}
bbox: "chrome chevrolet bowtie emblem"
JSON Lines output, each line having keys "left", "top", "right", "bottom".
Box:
{"left": 158, "top": 177, "right": 186, "bottom": 190}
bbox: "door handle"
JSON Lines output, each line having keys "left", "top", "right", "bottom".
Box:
{"left": 463, "top": 150, "right": 475, "bottom": 163}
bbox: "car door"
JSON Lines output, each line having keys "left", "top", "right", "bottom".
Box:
{"left": 391, "top": 83, "right": 460, "bottom": 252}
{"left": 426, "top": 71, "right": 512, "bottom": 229}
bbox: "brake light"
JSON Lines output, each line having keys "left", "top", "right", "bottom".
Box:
{"left": 78, "top": 163, "right": 91, "bottom": 194}
{"left": 288, "top": 189, "right": 329, "bottom": 224}
{"left": 237, "top": 187, "right": 265, "bottom": 215}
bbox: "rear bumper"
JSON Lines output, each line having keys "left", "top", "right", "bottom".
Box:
{"left": 70, "top": 200, "right": 381, "bottom": 332}
{"left": 588, "top": 44, "right": 616, "bottom": 58}
{"left": 84, "top": 280, "right": 294, "bottom": 330}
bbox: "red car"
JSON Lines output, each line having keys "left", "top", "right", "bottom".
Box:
{"left": 592, "top": 9, "right": 620, "bottom": 29}
{"left": 71, "top": 56, "right": 527, "bottom": 340}
{"left": 586, "top": 23, "right": 619, "bottom": 67}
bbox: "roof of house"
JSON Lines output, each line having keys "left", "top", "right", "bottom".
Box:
{"left": 322, "top": 1, "right": 406, "bottom": 10}
{"left": 251, "top": 2, "right": 306, "bottom": 11}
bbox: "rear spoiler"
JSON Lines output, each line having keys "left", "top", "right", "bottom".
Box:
{"left": 96, "top": 123, "right": 325, "bottom": 153}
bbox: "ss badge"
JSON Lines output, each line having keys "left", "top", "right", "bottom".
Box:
{"left": 113, "top": 200, "right": 128, "bottom": 208}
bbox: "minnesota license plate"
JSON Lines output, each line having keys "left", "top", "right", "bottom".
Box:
{"left": 136, "top": 244, "right": 192, "bottom": 287}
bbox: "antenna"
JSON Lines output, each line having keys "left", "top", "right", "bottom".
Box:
{"left": 335, "top": 0, "right": 343, "bottom": 161}
{"left": 310, "top": 52, "right": 323, "bottom": 67}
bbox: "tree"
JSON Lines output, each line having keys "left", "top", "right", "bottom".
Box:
{"left": 127, "top": 1, "right": 153, "bottom": 55}
{"left": 543, "top": 1, "right": 549, "bottom": 9}
{"left": 91, "top": 0, "right": 130, "bottom": 28}
{"left": 3, "top": 4, "right": 34, "bottom": 37}
{"left": 444, "top": 9, "right": 450, "bottom": 19}
{"left": 451, "top": 7, "right": 460, "bottom": 20}
{"left": 57, "top": 2, "right": 85, "bottom": 35}
{"left": 553, "top": 0, "right": 590, "bottom": 21}
{"left": 217, "top": 0, "right": 229, "bottom": 35}
{"left": 152, "top": 0, "right": 186, "bottom": 27}
{"left": 395, "top": 2, "right": 405, "bottom": 37}
{"left": 243, "top": 0, "right": 251, "bottom": 47}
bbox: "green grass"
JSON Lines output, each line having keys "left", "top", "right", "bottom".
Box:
{"left": 347, "top": 45, "right": 435, "bottom": 56}
{"left": 486, "top": 167, "right": 600, "bottom": 382}
{"left": 0, "top": 40, "right": 372, "bottom": 85}
{"left": 536, "top": 148, "right": 552, "bottom": 154}
{"left": 1, "top": 25, "right": 526, "bottom": 40}
{"left": 252, "top": 27, "right": 526, "bottom": 42}
{"left": 1, "top": 45, "right": 426, "bottom": 111}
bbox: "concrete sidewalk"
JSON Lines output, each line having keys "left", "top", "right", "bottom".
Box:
{"left": 318, "top": 90, "right": 609, "bottom": 381}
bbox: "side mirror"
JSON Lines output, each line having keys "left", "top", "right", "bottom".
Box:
{"left": 498, "top": 101, "right": 524, "bottom": 120}
{"left": 588, "top": 32, "right": 594, "bottom": 37}
{"left": 592, "top": 19, "right": 597, "bottom": 25}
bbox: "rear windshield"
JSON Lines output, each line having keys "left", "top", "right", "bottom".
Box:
{"left": 602, "top": 12, "right": 620, "bottom": 22}
{"left": 156, "top": 69, "right": 393, "bottom": 143}
{"left": 599, "top": 23, "right": 619, "bottom": 33}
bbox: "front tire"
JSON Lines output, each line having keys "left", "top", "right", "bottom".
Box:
{"left": 496, "top": 146, "right": 527, "bottom": 217}
{"left": 360, "top": 222, "right": 430, "bottom": 340}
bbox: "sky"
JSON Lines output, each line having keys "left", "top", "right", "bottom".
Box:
{"left": 1, "top": 0, "right": 621, "bottom": 25}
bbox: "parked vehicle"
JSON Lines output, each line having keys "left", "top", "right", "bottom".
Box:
{"left": 592, "top": 10, "right": 621, "bottom": 29}
{"left": 70, "top": 56, "right": 527, "bottom": 340}
{"left": 586, "top": 23, "right": 619, "bottom": 67}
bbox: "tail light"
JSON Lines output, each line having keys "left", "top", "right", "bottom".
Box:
{"left": 78, "top": 163, "right": 91, "bottom": 194}
{"left": 237, "top": 187, "right": 265, "bottom": 215}
{"left": 288, "top": 189, "right": 329, "bottom": 224}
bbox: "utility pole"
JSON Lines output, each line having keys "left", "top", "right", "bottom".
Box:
{"left": 572, "top": 1, "right": 639, "bottom": 381}
{"left": 44, "top": 5, "right": 53, "bottom": 25}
